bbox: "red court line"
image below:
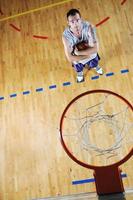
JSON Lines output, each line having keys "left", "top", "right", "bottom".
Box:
{"left": 33, "top": 35, "right": 48, "bottom": 39}
{"left": 95, "top": 17, "right": 110, "bottom": 27}
{"left": 121, "top": 0, "right": 127, "bottom": 5}
{"left": 9, "top": 23, "right": 21, "bottom": 32}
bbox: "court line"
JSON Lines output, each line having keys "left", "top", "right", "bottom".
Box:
{"left": 9, "top": 24, "right": 49, "bottom": 39}
{"left": 4, "top": 2, "right": 125, "bottom": 39}
{"left": 121, "top": 69, "right": 129, "bottom": 73}
{"left": 49, "top": 85, "right": 57, "bottom": 89}
{"left": 95, "top": 17, "right": 110, "bottom": 27}
{"left": 36, "top": 88, "right": 44, "bottom": 92}
{"left": 0, "top": 0, "right": 73, "bottom": 22}
{"left": 9, "top": 23, "right": 21, "bottom": 32}
{"left": 0, "top": 68, "right": 130, "bottom": 101}
{"left": 106, "top": 72, "right": 115, "bottom": 77}
{"left": 121, "top": 0, "right": 127, "bottom": 5}
{"left": 10, "top": 94, "right": 17, "bottom": 98}
{"left": 0, "top": 97, "right": 4, "bottom": 101}
{"left": 23, "top": 91, "right": 30, "bottom": 95}
{"left": 91, "top": 75, "right": 99, "bottom": 80}
{"left": 33, "top": 35, "right": 48, "bottom": 40}
{"left": 1, "top": 0, "right": 128, "bottom": 42}
{"left": 62, "top": 82, "right": 71, "bottom": 86}
{"left": 72, "top": 173, "right": 127, "bottom": 185}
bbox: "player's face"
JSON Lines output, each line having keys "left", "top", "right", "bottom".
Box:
{"left": 68, "top": 13, "right": 82, "bottom": 32}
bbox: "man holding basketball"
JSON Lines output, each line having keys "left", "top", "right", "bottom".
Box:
{"left": 62, "top": 9, "right": 103, "bottom": 82}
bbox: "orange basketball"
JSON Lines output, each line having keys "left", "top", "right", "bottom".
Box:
{"left": 76, "top": 41, "right": 89, "bottom": 51}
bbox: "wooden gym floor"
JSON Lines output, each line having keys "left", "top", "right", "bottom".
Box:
{"left": 0, "top": 0, "right": 133, "bottom": 200}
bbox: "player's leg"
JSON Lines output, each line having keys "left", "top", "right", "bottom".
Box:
{"left": 87, "top": 54, "right": 103, "bottom": 75}
{"left": 73, "top": 63, "right": 84, "bottom": 82}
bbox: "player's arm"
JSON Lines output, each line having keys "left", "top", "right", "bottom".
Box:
{"left": 62, "top": 35, "right": 91, "bottom": 62}
{"left": 74, "top": 42, "right": 98, "bottom": 56}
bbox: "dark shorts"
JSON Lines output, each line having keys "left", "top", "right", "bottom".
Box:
{"left": 73, "top": 54, "right": 100, "bottom": 72}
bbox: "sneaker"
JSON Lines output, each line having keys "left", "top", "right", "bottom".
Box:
{"left": 95, "top": 66, "right": 103, "bottom": 75}
{"left": 77, "top": 71, "right": 84, "bottom": 83}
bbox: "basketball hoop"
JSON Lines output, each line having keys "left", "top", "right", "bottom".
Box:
{"left": 59, "top": 89, "right": 133, "bottom": 195}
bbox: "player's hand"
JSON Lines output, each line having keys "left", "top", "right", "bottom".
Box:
{"left": 74, "top": 47, "right": 79, "bottom": 56}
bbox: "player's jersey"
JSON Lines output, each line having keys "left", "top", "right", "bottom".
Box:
{"left": 63, "top": 21, "right": 98, "bottom": 65}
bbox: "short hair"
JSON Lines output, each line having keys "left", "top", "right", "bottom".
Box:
{"left": 67, "top": 9, "right": 81, "bottom": 19}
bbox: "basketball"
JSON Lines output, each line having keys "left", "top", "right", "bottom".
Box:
{"left": 75, "top": 41, "right": 89, "bottom": 51}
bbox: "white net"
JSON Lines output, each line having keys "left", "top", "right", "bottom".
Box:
{"left": 62, "top": 92, "right": 133, "bottom": 166}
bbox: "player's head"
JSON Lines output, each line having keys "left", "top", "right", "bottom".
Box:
{"left": 67, "top": 9, "right": 81, "bottom": 19}
{"left": 67, "top": 9, "right": 82, "bottom": 30}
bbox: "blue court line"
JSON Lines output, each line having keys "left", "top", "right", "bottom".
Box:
{"left": 36, "top": 88, "right": 44, "bottom": 92}
{"left": 121, "top": 69, "right": 129, "bottom": 73}
{"left": 63, "top": 82, "right": 71, "bottom": 86}
{"left": 23, "top": 91, "right": 30, "bottom": 95}
{"left": 72, "top": 173, "right": 127, "bottom": 185}
{"left": 10, "top": 93, "right": 17, "bottom": 98}
{"left": 91, "top": 75, "right": 99, "bottom": 80}
{"left": 106, "top": 72, "right": 114, "bottom": 77}
{"left": 72, "top": 178, "right": 95, "bottom": 185}
{"left": 0, "top": 68, "right": 131, "bottom": 102}
{"left": 49, "top": 85, "right": 56, "bottom": 89}
{"left": 0, "top": 96, "right": 4, "bottom": 100}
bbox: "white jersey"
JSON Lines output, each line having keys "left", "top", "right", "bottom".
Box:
{"left": 63, "top": 21, "right": 97, "bottom": 64}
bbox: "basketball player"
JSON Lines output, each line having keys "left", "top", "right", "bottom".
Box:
{"left": 62, "top": 9, "right": 103, "bottom": 82}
